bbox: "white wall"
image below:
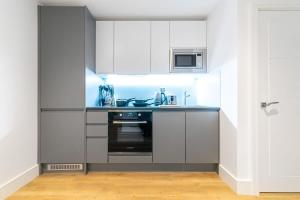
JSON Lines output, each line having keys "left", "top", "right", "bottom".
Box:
{"left": 208, "top": 0, "right": 258, "bottom": 194}
{"left": 0, "top": 0, "right": 39, "bottom": 198}
{"left": 207, "top": 0, "right": 238, "bottom": 189}
{"left": 236, "top": 0, "right": 255, "bottom": 194}
{"left": 208, "top": 0, "right": 256, "bottom": 194}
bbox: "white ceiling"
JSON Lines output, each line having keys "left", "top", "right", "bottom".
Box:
{"left": 39, "top": 0, "right": 220, "bottom": 20}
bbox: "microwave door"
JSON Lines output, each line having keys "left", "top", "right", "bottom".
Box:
{"left": 174, "top": 54, "right": 197, "bottom": 68}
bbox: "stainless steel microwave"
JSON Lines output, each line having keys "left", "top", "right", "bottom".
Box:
{"left": 170, "top": 48, "right": 207, "bottom": 73}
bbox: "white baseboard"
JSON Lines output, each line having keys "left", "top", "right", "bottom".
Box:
{"left": 219, "top": 164, "right": 237, "bottom": 192}
{"left": 219, "top": 164, "right": 255, "bottom": 195}
{"left": 0, "top": 164, "right": 39, "bottom": 200}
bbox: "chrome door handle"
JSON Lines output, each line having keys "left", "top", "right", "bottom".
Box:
{"left": 261, "top": 101, "right": 279, "bottom": 108}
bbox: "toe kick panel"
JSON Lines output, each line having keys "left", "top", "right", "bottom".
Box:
{"left": 109, "top": 155, "right": 153, "bottom": 163}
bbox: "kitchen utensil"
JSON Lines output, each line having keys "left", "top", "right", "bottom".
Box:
{"left": 167, "top": 95, "right": 177, "bottom": 105}
{"left": 134, "top": 98, "right": 153, "bottom": 104}
{"left": 116, "top": 98, "right": 135, "bottom": 107}
{"left": 133, "top": 102, "right": 154, "bottom": 107}
{"left": 99, "top": 84, "right": 115, "bottom": 106}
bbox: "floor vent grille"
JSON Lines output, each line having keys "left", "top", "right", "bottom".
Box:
{"left": 47, "top": 164, "right": 83, "bottom": 171}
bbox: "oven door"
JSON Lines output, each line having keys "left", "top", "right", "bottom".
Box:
{"left": 108, "top": 120, "right": 152, "bottom": 154}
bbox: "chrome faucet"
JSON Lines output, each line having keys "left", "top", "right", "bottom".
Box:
{"left": 184, "top": 91, "right": 191, "bottom": 106}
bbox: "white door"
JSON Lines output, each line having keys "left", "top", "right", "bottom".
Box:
{"left": 114, "top": 21, "right": 151, "bottom": 74}
{"left": 258, "top": 11, "right": 300, "bottom": 192}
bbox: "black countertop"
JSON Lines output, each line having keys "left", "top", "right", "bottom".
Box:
{"left": 86, "top": 106, "right": 220, "bottom": 112}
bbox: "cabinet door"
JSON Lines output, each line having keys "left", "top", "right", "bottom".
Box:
{"left": 151, "top": 21, "right": 170, "bottom": 73}
{"left": 87, "top": 138, "right": 107, "bottom": 163}
{"left": 114, "top": 21, "right": 151, "bottom": 74}
{"left": 186, "top": 111, "right": 219, "bottom": 163}
{"left": 170, "top": 21, "right": 207, "bottom": 48}
{"left": 153, "top": 111, "right": 185, "bottom": 163}
{"left": 40, "top": 7, "right": 85, "bottom": 108}
{"left": 85, "top": 8, "right": 96, "bottom": 72}
{"left": 96, "top": 21, "right": 114, "bottom": 74}
{"left": 40, "top": 111, "right": 85, "bottom": 163}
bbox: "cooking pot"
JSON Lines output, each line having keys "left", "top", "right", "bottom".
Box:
{"left": 133, "top": 102, "right": 154, "bottom": 107}
{"left": 116, "top": 98, "right": 135, "bottom": 107}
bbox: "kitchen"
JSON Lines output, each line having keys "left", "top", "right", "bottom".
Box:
{"left": 1, "top": 0, "right": 300, "bottom": 199}
{"left": 39, "top": 6, "right": 220, "bottom": 172}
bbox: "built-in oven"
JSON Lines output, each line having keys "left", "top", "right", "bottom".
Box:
{"left": 170, "top": 48, "right": 207, "bottom": 73}
{"left": 108, "top": 111, "right": 152, "bottom": 155}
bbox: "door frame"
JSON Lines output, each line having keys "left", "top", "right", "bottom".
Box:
{"left": 252, "top": 2, "right": 300, "bottom": 195}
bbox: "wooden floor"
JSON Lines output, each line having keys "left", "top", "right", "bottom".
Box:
{"left": 7, "top": 172, "right": 300, "bottom": 200}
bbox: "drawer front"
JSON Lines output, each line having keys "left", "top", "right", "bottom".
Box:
{"left": 87, "top": 138, "right": 108, "bottom": 163}
{"left": 87, "top": 111, "right": 108, "bottom": 124}
{"left": 108, "top": 156, "right": 153, "bottom": 163}
{"left": 87, "top": 125, "right": 108, "bottom": 137}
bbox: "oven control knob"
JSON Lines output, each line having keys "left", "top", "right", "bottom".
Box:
{"left": 138, "top": 113, "right": 141, "bottom": 117}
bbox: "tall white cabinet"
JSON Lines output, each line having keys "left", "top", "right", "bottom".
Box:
{"left": 96, "top": 21, "right": 114, "bottom": 74}
{"left": 114, "top": 21, "right": 151, "bottom": 74}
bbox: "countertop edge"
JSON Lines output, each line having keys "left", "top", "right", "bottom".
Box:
{"left": 86, "top": 107, "right": 220, "bottom": 112}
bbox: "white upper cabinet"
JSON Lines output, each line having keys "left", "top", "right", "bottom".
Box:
{"left": 114, "top": 21, "right": 151, "bottom": 74}
{"left": 95, "top": 20, "right": 207, "bottom": 74}
{"left": 150, "top": 21, "right": 170, "bottom": 74}
{"left": 96, "top": 21, "right": 114, "bottom": 74}
{"left": 170, "top": 21, "right": 207, "bottom": 48}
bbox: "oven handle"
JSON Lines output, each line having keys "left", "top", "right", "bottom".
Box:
{"left": 112, "top": 120, "right": 148, "bottom": 124}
